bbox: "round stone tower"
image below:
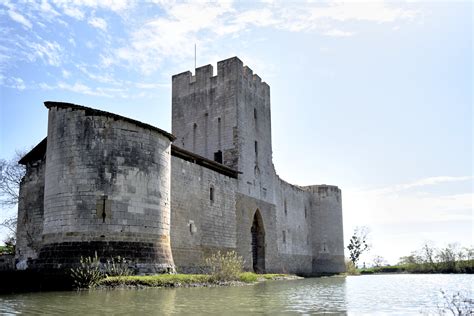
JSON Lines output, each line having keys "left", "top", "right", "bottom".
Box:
{"left": 37, "top": 102, "right": 175, "bottom": 273}
{"left": 308, "top": 185, "right": 345, "bottom": 274}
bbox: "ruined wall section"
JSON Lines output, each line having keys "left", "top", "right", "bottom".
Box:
{"left": 305, "top": 185, "right": 345, "bottom": 274}
{"left": 273, "top": 179, "right": 313, "bottom": 274}
{"left": 39, "top": 103, "right": 175, "bottom": 272}
{"left": 16, "top": 159, "right": 45, "bottom": 262}
{"left": 170, "top": 156, "right": 237, "bottom": 273}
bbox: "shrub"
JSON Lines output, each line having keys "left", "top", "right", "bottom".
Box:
{"left": 69, "top": 253, "right": 104, "bottom": 289}
{"left": 103, "top": 256, "right": 133, "bottom": 277}
{"left": 345, "top": 259, "right": 359, "bottom": 275}
{"left": 205, "top": 251, "right": 244, "bottom": 282}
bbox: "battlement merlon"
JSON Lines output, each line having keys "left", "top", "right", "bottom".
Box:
{"left": 171, "top": 56, "right": 270, "bottom": 96}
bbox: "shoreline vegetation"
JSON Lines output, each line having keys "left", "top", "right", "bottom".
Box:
{"left": 97, "top": 273, "right": 301, "bottom": 289}
{"left": 345, "top": 260, "right": 474, "bottom": 276}
{"left": 345, "top": 242, "right": 474, "bottom": 276}
{"left": 69, "top": 251, "right": 303, "bottom": 290}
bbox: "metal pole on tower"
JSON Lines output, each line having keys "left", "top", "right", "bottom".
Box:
{"left": 194, "top": 44, "right": 196, "bottom": 71}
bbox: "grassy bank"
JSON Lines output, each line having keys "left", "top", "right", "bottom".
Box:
{"left": 98, "top": 272, "right": 296, "bottom": 288}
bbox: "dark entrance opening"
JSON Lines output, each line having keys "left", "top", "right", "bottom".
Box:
{"left": 251, "top": 209, "right": 265, "bottom": 273}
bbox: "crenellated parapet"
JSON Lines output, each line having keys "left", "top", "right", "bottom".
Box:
{"left": 172, "top": 57, "right": 270, "bottom": 98}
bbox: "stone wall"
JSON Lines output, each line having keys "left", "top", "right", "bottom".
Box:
{"left": 171, "top": 57, "right": 345, "bottom": 275}
{"left": 16, "top": 158, "right": 45, "bottom": 262}
{"left": 38, "top": 103, "right": 175, "bottom": 272}
{"left": 273, "top": 179, "right": 313, "bottom": 275}
{"left": 15, "top": 57, "right": 345, "bottom": 275}
{"left": 170, "top": 155, "right": 237, "bottom": 273}
{"left": 306, "top": 185, "right": 345, "bottom": 273}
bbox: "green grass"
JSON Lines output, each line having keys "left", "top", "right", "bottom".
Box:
{"left": 99, "top": 274, "right": 211, "bottom": 287}
{"left": 99, "top": 273, "right": 294, "bottom": 288}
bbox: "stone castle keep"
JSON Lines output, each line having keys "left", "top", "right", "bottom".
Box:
{"left": 16, "top": 57, "right": 345, "bottom": 275}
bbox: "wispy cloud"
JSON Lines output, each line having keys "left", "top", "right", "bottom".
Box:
{"left": 26, "top": 40, "right": 63, "bottom": 66}
{"left": 8, "top": 10, "right": 33, "bottom": 29}
{"left": 88, "top": 17, "right": 107, "bottom": 31}
{"left": 2, "top": 76, "right": 26, "bottom": 90}
{"left": 344, "top": 176, "right": 473, "bottom": 228}
{"left": 0, "top": 0, "right": 421, "bottom": 91}
{"left": 106, "top": 1, "right": 418, "bottom": 74}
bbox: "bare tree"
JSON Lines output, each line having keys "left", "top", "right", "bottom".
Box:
{"left": 372, "top": 255, "right": 386, "bottom": 268}
{"left": 421, "top": 241, "right": 437, "bottom": 270}
{"left": 0, "top": 152, "right": 26, "bottom": 207}
{"left": 0, "top": 151, "right": 26, "bottom": 247}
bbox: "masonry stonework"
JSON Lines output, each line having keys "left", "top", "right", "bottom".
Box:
{"left": 16, "top": 57, "right": 345, "bottom": 275}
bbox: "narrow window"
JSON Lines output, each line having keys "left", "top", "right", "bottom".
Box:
{"left": 210, "top": 186, "right": 214, "bottom": 202}
{"left": 304, "top": 206, "right": 307, "bottom": 218}
{"left": 255, "top": 141, "right": 258, "bottom": 159}
{"left": 101, "top": 196, "right": 107, "bottom": 223}
{"left": 284, "top": 199, "right": 287, "bottom": 216}
{"left": 282, "top": 230, "right": 286, "bottom": 244}
{"left": 254, "top": 108, "right": 257, "bottom": 120}
{"left": 192, "top": 123, "right": 197, "bottom": 152}
{"left": 217, "top": 117, "right": 222, "bottom": 148}
{"left": 204, "top": 113, "right": 209, "bottom": 156}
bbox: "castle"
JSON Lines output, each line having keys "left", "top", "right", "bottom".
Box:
{"left": 15, "top": 57, "right": 345, "bottom": 275}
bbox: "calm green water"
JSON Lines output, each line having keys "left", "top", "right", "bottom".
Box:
{"left": 0, "top": 274, "right": 472, "bottom": 315}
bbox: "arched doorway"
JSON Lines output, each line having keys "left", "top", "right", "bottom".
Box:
{"left": 251, "top": 209, "right": 265, "bottom": 273}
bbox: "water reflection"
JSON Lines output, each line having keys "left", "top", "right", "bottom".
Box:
{"left": 0, "top": 275, "right": 472, "bottom": 315}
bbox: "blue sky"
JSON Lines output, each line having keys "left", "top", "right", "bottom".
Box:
{"left": 0, "top": 0, "right": 472, "bottom": 264}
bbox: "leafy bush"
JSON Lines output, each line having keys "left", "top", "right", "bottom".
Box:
{"left": 205, "top": 251, "right": 244, "bottom": 282}
{"left": 69, "top": 253, "right": 103, "bottom": 289}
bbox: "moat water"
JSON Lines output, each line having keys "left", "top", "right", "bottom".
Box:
{"left": 0, "top": 274, "right": 472, "bottom": 315}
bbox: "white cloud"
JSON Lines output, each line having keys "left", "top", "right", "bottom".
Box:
{"left": 8, "top": 10, "right": 33, "bottom": 29}
{"left": 399, "top": 176, "right": 472, "bottom": 190}
{"left": 2, "top": 76, "right": 26, "bottom": 90}
{"left": 106, "top": 1, "right": 418, "bottom": 74}
{"left": 62, "top": 6, "right": 84, "bottom": 20}
{"left": 26, "top": 41, "right": 63, "bottom": 66}
{"left": 88, "top": 17, "right": 107, "bottom": 31}
{"left": 111, "top": 2, "right": 235, "bottom": 74}
{"left": 57, "top": 81, "right": 111, "bottom": 97}
{"left": 77, "top": 64, "right": 117, "bottom": 84}
{"left": 344, "top": 176, "right": 473, "bottom": 229}
{"left": 39, "top": 0, "right": 61, "bottom": 18}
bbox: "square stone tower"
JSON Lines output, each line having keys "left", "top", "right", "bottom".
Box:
{"left": 172, "top": 57, "right": 274, "bottom": 203}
